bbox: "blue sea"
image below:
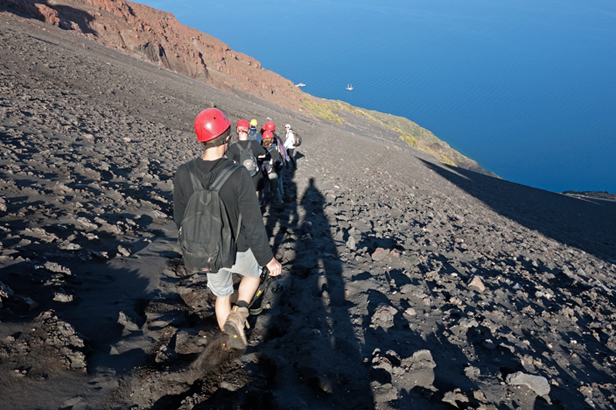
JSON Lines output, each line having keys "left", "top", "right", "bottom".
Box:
{"left": 137, "top": 0, "right": 616, "bottom": 193}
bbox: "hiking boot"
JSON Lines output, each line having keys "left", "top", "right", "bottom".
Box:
{"left": 224, "top": 305, "right": 250, "bottom": 349}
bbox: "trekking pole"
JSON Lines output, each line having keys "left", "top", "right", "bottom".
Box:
{"left": 260, "top": 266, "right": 270, "bottom": 282}
{"left": 248, "top": 266, "right": 272, "bottom": 315}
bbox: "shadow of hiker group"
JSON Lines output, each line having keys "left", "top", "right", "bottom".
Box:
{"left": 246, "top": 167, "right": 495, "bottom": 408}
{"left": 250, "top": 169, "right": 377, "bottom": 408}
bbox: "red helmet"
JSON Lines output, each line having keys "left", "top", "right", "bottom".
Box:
{"left": 194, "top": 108, "right": 231, "bottom": 142}
{"left": 262, "top": 131, "right": 274, "bottom": 140}
{"left": 236, "top": 119, "right": 250, "bottom": 132}
{"left": 263, "top": 121, "right": 276, "bottom": 132}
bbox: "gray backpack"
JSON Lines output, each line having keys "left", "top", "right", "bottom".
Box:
{"left": 292, "top": 131, "right": 301, "bottom": 147}
{"left": 237, "top": 141, "right": 259, "bottom": 177}
{"left": 178, "top": 160, "right": 242, "bottom": 273}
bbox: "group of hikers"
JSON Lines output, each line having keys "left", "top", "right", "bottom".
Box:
{"left": 226, "top": 117, "right": 298, "bottom": 207}
{"left": 173, "top": 108, "right": 300, "bottom": 350}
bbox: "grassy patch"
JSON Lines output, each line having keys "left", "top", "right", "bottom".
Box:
{"left": 301, "top": 98, "right": 344, "bottom": 125}
{"left": 339, "top": 101, "right": 480, "bottom": 169}
{"left": 399, "top": 134, "right": 418, "bottom": 148}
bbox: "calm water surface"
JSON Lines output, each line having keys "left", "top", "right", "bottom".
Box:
{"left": 137, "top": 0, "right": 616, "bottom": 193}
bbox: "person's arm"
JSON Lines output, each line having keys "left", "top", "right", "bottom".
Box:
{"left": 265, "top": 257, "right": 282, "bottom": 276}
{"left": 235, "top": 169, "right": 274, "bottom": 265}
{"left": 253, "top": 141, "right": 267, "bottom": 159}
{"left": 254, "top": 141, "right": 267, "bottom": 156}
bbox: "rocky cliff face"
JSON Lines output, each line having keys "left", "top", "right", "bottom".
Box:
{"left": 1, "top": 0, "right": 306, "bottom": 111}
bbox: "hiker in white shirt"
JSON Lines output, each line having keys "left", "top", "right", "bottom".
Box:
{"left": 284, "top": 124, "right": 297, "bottom": 169}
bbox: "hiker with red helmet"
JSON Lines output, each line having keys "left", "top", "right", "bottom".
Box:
{"left": 261, "top": 130, "right": 285, "bottom": 206}
{"left": 260, "top": 120, "right": 275, "bottom": 135}
{"left": 261, "top": 121, "right": 290, "bottom": 165}
{"left": 173, "top": 108, "right": 281, "bottom": 350}
{"left": 227, "top": 119, "right": 266, "bottom": 201}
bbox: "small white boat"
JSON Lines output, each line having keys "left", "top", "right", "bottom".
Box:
{"left": 295, "top": 83, "right": 306, "bottom": 87}
{"left": 346, "top": 83, "right": 353, "bottom": 91}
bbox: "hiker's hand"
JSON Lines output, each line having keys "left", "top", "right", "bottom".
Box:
{"left": 265, "top": 258, "right": 282, "bottom": 277}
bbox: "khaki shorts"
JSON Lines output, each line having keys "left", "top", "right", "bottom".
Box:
{"left": 206, "top": 249, "right": 260, "bottom": 298}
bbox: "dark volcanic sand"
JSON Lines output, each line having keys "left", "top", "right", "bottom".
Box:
{"left": 1, "top": 10, "right": 616, "bottom": 410}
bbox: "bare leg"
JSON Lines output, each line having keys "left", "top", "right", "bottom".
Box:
{"left": 215, "top": 296, "right": 231, "bottom": 331}
{"left": 237, "top": 275, "right": 261, "bottom": 307}
{"left": 215, "top": 275, "right": 261, "bottom": 331}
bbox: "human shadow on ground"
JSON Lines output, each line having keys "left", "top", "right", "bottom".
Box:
{"left": 254, "top": 176, "right": 377, "bottom": 408}
{"left": 295, "top": 151, "right": 306, "bottom": 162}
{"left": 419, "top": 159, "right": 616, "bottom": 263}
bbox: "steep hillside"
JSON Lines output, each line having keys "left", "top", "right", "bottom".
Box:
{"left": 0, "top": 0, "right": 304, "bottom": 109}
{"left": 0, "top": 0, "right": 488, "bottom": 174}
{"left": 1, "top": 10, "right": 616, "bottom": 410}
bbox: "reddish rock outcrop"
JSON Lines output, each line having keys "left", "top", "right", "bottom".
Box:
{"left": 1, "top": 0, "right": 310, "bottom": 111}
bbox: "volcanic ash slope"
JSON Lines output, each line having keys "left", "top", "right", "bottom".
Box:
{"left": 1, "top": 10, "right": 616, "bottom": 410}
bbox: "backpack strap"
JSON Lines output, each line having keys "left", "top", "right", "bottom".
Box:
{"left": 187, "top": 159, "right": 203, "bottom": 192}
{"left": 187, "top": 159, "right": 240, "bottom": 192}
{"left": 210, "top": 161, "right": 242, "bottom": 192}
{"left": 209, "top": 161, "right": 243, "bottom": 242}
